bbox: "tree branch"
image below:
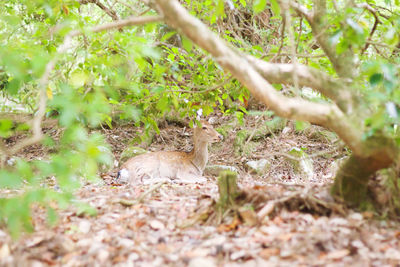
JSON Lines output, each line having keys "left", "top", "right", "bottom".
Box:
{"left": 152, "top": 0, "right": 365, "bottom": 155}
{"left": 246, "top": 56, "right": 355, "bottom": 113}
{"left": 357, "top": 3, "right": 381, "bottom": 55}
{"left": 290, "top": 0, "right": 355, "bottom": 79}
{"left": 68, "top": 15, "right": 162, "bottom": 37}
{"left": 80, "top": 0, "right": 120, "bottom": 21}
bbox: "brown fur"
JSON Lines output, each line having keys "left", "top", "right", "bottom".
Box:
{"left": 118, "top": 120, "right": 223, "bottom": 185}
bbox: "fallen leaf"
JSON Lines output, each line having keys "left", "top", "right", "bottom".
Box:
{"left": 326, "top": 249, "right": 350, "bottom": 260}
{"left": 260, "top": 247, "right": 280, "bottom": 259}
{"left": 149, "top": 220, "right": 165, "bottom": 230}
{"left": 217, "top": 217, "right": 240, "bottom": 232}
{"left": 238, "top": 207, "right": 258, "bottom": 226}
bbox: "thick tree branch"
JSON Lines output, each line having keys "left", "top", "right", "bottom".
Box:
{"left": 290, "top": 0, "right": 355, "bottom": 79}
{"left": 152, "top": 0, "right": 364, "bottom": 155}
{"left": 246, "top": 56, "right": 354, "bottom": 113}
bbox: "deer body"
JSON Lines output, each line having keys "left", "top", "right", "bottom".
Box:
{"left": 118, "top": 120, "right": 223, "bottom": 185}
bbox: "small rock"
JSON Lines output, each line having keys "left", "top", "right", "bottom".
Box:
{"left": 208, "top": 116, "right": 218, "bottom": 125}
{"left": 7, "top": 157, "right": 17, "bottom": 166}
{"left": 348, "top": 212, "right": 363, "bottom": 221}
{"left": 288, "top": 147, "right": 314, "bottom": 180}
{"left": 282, "top": 126, "right": 292, "bottom": 135}
{"left": 120, "top": 146, "right": 148, "bottom": 163}
{"left": 205, "top": 165, "right": 238, "bottom": 176}
{"left": 246, "top": 159, "right": 270, "bottom": 174}
{"left": 149, "top": 220, "right": 165, "bottom": 230}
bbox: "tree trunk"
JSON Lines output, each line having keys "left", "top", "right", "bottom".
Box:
{"left": 331, "top": 136, "right": 399, "bottom": 206}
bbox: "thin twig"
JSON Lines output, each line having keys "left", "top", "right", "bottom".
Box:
{"left": 244, "top": 115, "right": 264, "bottom": 146}
{"left": 296, "top": 17, "right": 303, "bottom": 53}
{"left": 285, "top": 1, "right": 299, "bottom": 94}
{"left": 357, "top": 3, "right": 381, "bottom": 55}
{"left": 80, "top": 0, "right": 120, "bottom": 21}
{"left": 137, "top": 182, "right": 165, "bottom": 202}
{"left": 271, "top": 20, "right": 285, "bottom": 63}
{"left": 263, "top": 52, "right": 325, "bottom": 58}
{"left": 115, "top": 182, "right": 165, "bottom": 206}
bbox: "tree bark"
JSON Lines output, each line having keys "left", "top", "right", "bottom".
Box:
{"left": 331, "top": 136, "right": 398, "bottom": 206}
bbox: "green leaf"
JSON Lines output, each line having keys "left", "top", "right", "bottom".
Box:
{"left": 0, "top": 170, "right": 23, "bottom": 189}
{"left": 6, "top": 79, "right": 21, "bottom": 95}
{"left": 216, "top": 0, "right": 225, "bottom": 17}
{"left": 156, "top": 96, "right": 169, "bottom": 112}
{"left": 181, "top": 36, "right": 193, "bottom": 52}
{"left": 254, "top": 0, "right": 267, "bottom": 14}
{"left": 0, "top": 119, "right": 13, "bottom": 138}
{"left": 295, "top": 121, "right": 310, "bottom": 131}
{"left": 369, "top": 73, "right": 383, "bottom": 86}
{"left": 161, "top": 31, "right": 177, "bottom": 42}
{"left": 47, "top": 207, "right": 58, "bottom": 226}
{"left": 151, "top": 85, "right": 165, "bottom": 93}
{"left": 70, "top": 71, "right": 88, "bottom": 88}
{"left": 346, "top": 18, "right": 363, "bottom": 34}
{"left": 76, "top": 203, "right": 97, "bottom": 217}
{"left": 270, "top": 0, "right": 280, "bottom": 16}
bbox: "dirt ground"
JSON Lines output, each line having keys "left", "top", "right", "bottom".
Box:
{"left": 1, "top": 114, "right": 400, "bottom": 266}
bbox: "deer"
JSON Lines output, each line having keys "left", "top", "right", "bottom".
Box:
{"left": 117, "top": 120, "right": 223, "bottom": 185}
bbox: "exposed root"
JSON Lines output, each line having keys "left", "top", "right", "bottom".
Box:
{"left": 187, "top": 178, "right": 347, "bottom": 228}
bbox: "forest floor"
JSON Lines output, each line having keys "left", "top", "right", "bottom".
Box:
{"left": 1, "top": 114, "right": 400, "bottom": 266}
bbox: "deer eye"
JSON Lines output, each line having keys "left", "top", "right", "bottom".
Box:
{"left": 202, "top": 126, "right": 207, "bottom": 130}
